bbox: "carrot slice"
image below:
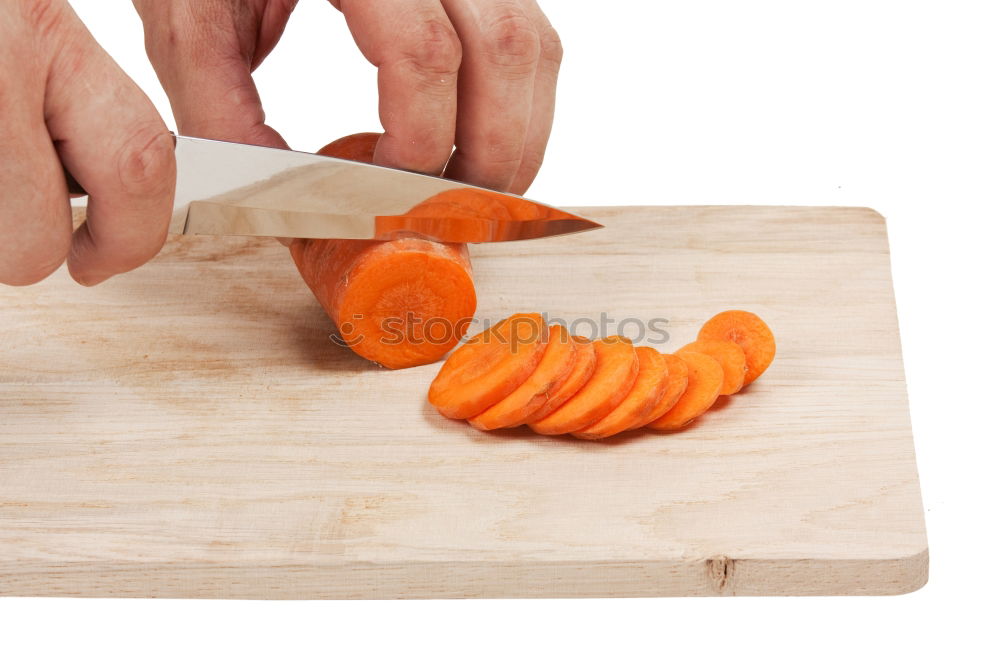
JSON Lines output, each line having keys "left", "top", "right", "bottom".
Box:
{"left": 632, "top": 353, "right": 689, "bottom": 429}
{"left": 520, "top": 336, "right": 597, "bottom": 425}
{"left": 290, "top": 133, "right": 477, "bottom": 369}
{"left": 428, "top": 313, "right": 548, "bottom": 419}
{"left": 468, "top": 325, "right": 577, "bottom": 431}
{"left": 678, "top": 339, "right": 747, "bottom": 395}
{"left": 573, "top": 346, "right": 669, "bottom": 440}
{"left": 697, "top": 310, "right": 775, "bottom": 386}
{"left": 529, "top": 336, "right": 639, "bottom": 436}
{"left": 646, "top": 351, "right": 724, "bottom": 431}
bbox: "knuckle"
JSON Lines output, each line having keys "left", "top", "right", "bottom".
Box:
{"left": 139, "top": 6, "right": 182, "bottom": 62}
{"left": 218, "top": 75, "right": 265, "bottom": 115}
{"left": 140, "top": 4, "right": 233, "bottom": 69}
{"left": 481, "top": 10, "right": 540, "bottom": 70}
{"left": 398, "top": 17, "right": 463, "bottom": 77}
{"left": 537, "top": 24, "right": 564, "bottom": 66}
{"left": 116, "top": 128, "right": 176, "bottom": 196}
{"left": 481, "top": 129, "right": 526, "bottom": 165}
{"left": 20, "top": 0, "right": 66, "bottom": 42}
{"left": 51, "top": 38, "right": 91, "bottom": 81}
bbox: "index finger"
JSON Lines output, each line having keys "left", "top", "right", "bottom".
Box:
{"left": 337, "top": 0, "right": 461, "bottom": 175}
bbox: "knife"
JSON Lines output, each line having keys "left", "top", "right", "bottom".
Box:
{"left": 66, "top": 134, "right": 601, "bottom": 243}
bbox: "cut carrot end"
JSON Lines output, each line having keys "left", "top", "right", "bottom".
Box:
{"left": 291, "top": 237, "right": 476, "bottom": 369}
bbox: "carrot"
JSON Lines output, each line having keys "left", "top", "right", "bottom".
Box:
{"left": 529, "top": 336, "right": 639, "bottom": 436}
{"left": 317, "top": 132, "right": 380, "bottom": 163}
{"left": 429, "top": 313, "right": 548, "bottom": 419}
{"left": 375, "top": 188, "right": 514, "bottom": 242}
{"left": 407, "top": 188, "right": 546, "bottom": 224}
{"left": 375, "top": 187, "right": 593, "bottom": 243}
{"left": 632, "top": 353, "right": 689, "bottom": 429}
{"left": 468, "top": 325, "right": 577, "bottom": 431}
{"left": 573, "top": 346, "right": 668, "bottom": 440}
{"left": 697, "top": 310, "right": 775, "bottom": 386}
{"left": 678, "top": 339, "right": 747, "bottom": 395}
{"left": 520, "top": 335, "right": 597, "bottom": 425}
{"left": 406, "top": 188, "right": 514, "bottom": 222}
{"left": 290, "top": 237, "right": 475, "bottom": 369}
{"left": 646, "top": 351, "right": 724, "bottom": 431}
{"left": 289, "top": 133, "right": 477, "bottom": 369}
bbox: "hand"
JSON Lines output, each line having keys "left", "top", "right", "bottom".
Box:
{"left": 133, "top": 0, "right": 562, "bottom": 195}
{"left": 0, "top": 0, "right": 176, "bottom": 287}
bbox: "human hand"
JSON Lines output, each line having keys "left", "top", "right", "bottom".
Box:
{"left": 0, "top": 0, "right": 176, "bottom": 286}
{"left": 134, "top": 0, "right": 562, "bottom": 195}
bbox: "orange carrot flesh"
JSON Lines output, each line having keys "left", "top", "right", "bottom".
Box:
{"left": 290, "top": 236, "right": 476, "bottom": 369}
{"left": 429, "top": 313, "right": 548, "bottom": 419}
{"left": 529, "top": 336, "right": 639, "bottom": 436}
{"left": 375, "top": 188, "right": 595, "bottom": 243}
{"left": 520, "top": 336, "right": 597, "bottom": 425}
{"left": 407, "top": 189, "right": 514, "bottom": 222}
{"left": 573, "top": 346, "right": 668, "bottom": 440}
{"left": 697, "top": 310, "right": 775, "bottom": 386}
{"left": 646, "top": 351, "right": 724, "bottom": 431}
{"left": 317, "top": 132, "right": 380, "bottom": 162}
{"left": 632, "top": 353, "right": 689, "bottom": 429}
{"left": 468, "top": 325, "right": 577, "bottom": 431}
{"left": 678, "top": 339, "right": 747, "bottom": 395}
{"left": 290, "top": 133, "right": 477, "bottom": 369}
{"left": 375, "top": 188, "right": 523, "bottom": 243}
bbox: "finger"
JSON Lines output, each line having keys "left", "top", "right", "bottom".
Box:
{"left": 254, "top": 0, "right": 300, "bottom": 70}
{"left": 337, "top": 0, "right": 461, "bottom": 174}
{"left": 439, "top": 0, "right": 540, "bottom": 192}
{"left": 138, "top": 3, "right": 288, "bottom": 148}
{"left": 0, "top": 52, "right": 72, "bottom": 286}
{"left": 509, "top": 1, "right": 562, "bottom": 195}
{"left": 45, "top": 16, "right": 176, "bottom": 287}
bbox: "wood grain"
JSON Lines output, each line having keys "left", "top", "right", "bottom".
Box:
{"left": 0, "top": 206, "right": 928, "bottom": 598}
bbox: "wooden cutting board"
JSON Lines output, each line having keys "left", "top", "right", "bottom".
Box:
{"left": 0, "top": 206, "right": 928, "bottom": 598}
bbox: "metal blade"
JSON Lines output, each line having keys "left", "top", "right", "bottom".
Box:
{"left": 171, "top": 136, "right": 601, "bottom": 242}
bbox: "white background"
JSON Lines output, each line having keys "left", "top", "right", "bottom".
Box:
{"left": 3, "top": 1, "right": 999, "bottom": 663}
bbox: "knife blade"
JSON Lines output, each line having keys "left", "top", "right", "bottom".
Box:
{"left": 66, "top": 134, "right": 602, "bottom": 243}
